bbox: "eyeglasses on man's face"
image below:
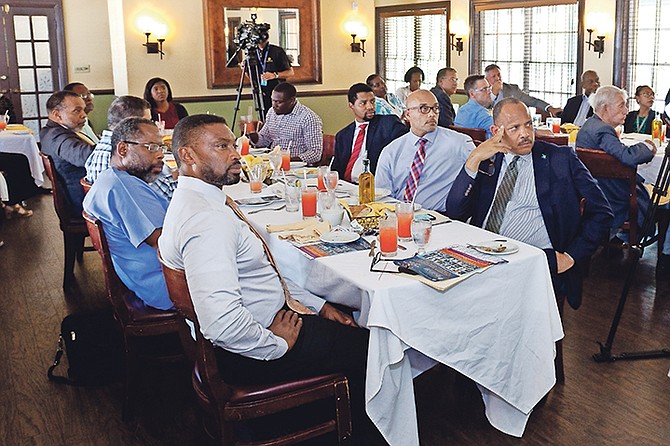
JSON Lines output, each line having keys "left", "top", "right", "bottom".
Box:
{"left": 79, "top": 93, "right": 94, "bottom": 100}
{"left": 407, "top": 104, "right": 440, "bottom": 115}
{"left": 473, "top": 86, "right": 492, "bottom": 93}
{"left": 123, "top": 141, "right": 168, "bottom": 152}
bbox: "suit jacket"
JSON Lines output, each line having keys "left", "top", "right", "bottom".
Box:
{"left": 446, "top": 140, "right": 613, "bottom": 309}
{"left": 501, "top": 83, "right": 550, "bottom": 111}
{"left": 39, "top": 119, "right": 94, "bottom": 214}
{"left": 561, "top": 94, "right": 593, "bottom": 124}
{"left": 430, "top": 86, "right": 456, "bottom": 128}
{"left": 332, "top": 114, "right": 408, "bottom": 179}
{"left": 576, "top": 114, "right": 653, "bottom": 229}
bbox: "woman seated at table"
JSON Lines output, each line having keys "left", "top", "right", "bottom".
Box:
{"left": 0, "top": 153, "right": 37, "bottom": 218}
{"left": 143, "top": 77, "right": 188, "bottom": 130}
{"left": 623, "top": 85, "right": 655, "bottom": 134}
{"left": 395, "top": 66, "right": 425, "bottom": 106}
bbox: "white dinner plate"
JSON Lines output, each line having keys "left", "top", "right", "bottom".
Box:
{"left": 320, "top": 230, "right": 360, "bottom": 244}
{"left": 290, "top": 161, "right": 306, "bottom": 169}
{"left": 472, "top": 240, "right": 519, "bottom": 255}
{"left": 347, "top": 187, "right": 392, "bottom": 200}
{"left": 250, "top": 147, "right": 269, "bottom": 155}
{"left": 8, "top": 130, "right": 30, "bottom": 135}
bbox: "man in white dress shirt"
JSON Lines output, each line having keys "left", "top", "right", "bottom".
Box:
{"left": 375, "top": 89, "right": 475, "bottom": 212}
{"left": 159, "top": 114, "right": 385, "bottom": 444}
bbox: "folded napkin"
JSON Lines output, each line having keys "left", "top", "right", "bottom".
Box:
{"left": 270, "top": 220, "right": 331, "bottom": 244}
{"left": 6, "top": 124, "right": 32, "bottom": 133}
{"left": 266, "top": 219, "right": 317, "bottom": 233}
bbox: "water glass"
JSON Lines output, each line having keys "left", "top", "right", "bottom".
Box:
{"left": 546, "top": 117, "right": 561, "bottom": 134}
{"left": 284, "top": 182, "right": 301, "bottom": 212}
{"left": 268, "top": 151, "right": 283, "bottom": 180}
{"left": 411, "top": 219, "right": 432, "bottom": 254}
{"left": 326, "top": 171, "right": 339, "bottom": 192}
{"left": 318, "top": 190, "right": 336, "bottom": 212}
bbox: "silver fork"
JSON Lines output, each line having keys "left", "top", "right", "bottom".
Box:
{"left": 248, "top": 205, "right": 286, "bottom": 214}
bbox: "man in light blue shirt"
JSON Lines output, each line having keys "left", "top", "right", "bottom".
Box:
{"left": 454, "top": 74, "right": 494, "bottom": 138}
{"left": 376, "top": 89, "right": 475, "bottom": 212}
{"left": 83, "top": 117, "right": 173, "bottom": 310}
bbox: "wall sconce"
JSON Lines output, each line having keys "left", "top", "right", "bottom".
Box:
{"left": 144, "top": 32, "right": 165, "bottom": 59}
{"left": 449, "top": 19, "right": 467, "bottom": 56}
{"left": 449, "top": 34, "right": 463, "bottom": 56}
{"left": 585, "top": 12, "right": 612, "bottom": 59}
{"left": 351, "top": 34, "right": 366, "bottom": 56}
{"left": 138, "top": 17, "right": 167, "bottom": 60}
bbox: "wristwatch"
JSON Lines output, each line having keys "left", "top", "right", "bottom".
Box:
{"left": 274, "top": 72, "right": 279, "bottom": 79}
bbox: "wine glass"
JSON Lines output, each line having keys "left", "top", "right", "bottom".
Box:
{"left": 325, "top": 171, "right": 339, "bottom": 192}
{"left": 411, "top": 219, "right": 432, "bottom": 254}
{"left": 268, "top": 151, "right": 283, "bottom": 181}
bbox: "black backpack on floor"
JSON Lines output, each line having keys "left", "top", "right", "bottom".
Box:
{"left": 47, "top": 310, "right": 124, "bottom": 386}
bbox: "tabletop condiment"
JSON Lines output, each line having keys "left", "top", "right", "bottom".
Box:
{"left": 358, "top": 158, "right": 374, "bottom": 204}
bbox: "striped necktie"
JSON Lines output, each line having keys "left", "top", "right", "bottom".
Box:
{"left": 403, "top": 138, "right": 428, "bottom": 202}
{"left": 225, "top": 196, "right": 315, "bottom": 315}
{"left": 344, "top": 123, "right": 368, "bottom": 182}
{"left": 485, "top": 155, "right": 520, "bottom": 234}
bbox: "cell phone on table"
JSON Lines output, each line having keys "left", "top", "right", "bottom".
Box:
{"left": 414, "top": 213, "right": 436, "bottom": 221}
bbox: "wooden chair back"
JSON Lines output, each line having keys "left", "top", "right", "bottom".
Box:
{"left": 319, "top": 134, "right": 336, "bottom": 166}
{"left": 576, "top": 147, "right": 638, "bottom": 244}
{"left": 41, "top": 154, "right": 82, "bottom": 228}
{"left": 158, "top": 252, "right": 353, "bottom": 445}
{"left": 449, "top": 125, "right": 487, "bottom": 144}
{"left": 80, "top": 177, "right": 93, "bottom": 194}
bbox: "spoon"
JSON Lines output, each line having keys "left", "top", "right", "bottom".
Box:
{"left": 248, "top": 205, "right": 286, "bottom": 214}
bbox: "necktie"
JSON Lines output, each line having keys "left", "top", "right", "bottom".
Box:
{"left": 485, "top": 155, "right": 520, "bottom": 234}
{"left": 225, "top": 196, "right": 316, "bottom": 315}
{"left": 403, "top": 138, "right": 428, "bottom": 202}
{"left": 344, "top": 123, "right": 368, "bottom": 182}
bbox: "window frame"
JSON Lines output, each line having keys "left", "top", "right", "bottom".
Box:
{"left": 375, "top": 2, "right": 451, "bottom": 91}
{"left": 469, "top": 0, "right": 585, "bottom": 97}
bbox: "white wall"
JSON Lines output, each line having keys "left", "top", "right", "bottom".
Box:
{"left": 61, "top": 0, "right": 619, "bottom": 96}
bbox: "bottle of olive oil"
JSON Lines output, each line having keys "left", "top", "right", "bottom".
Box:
{"left": 358, "top": 159, "right": 375, "bottom": 204}
{"left": 652, "top": 112, "right": 663, "bottom": 141}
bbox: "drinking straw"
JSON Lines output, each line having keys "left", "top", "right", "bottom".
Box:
{"left": 328, "top": 156, "right": 334, "bottom": 170}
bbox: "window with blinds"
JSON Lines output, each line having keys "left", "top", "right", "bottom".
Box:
{"left": 376, "top": 4, "right": 449, "bottom": 95}
{"left": 616, "top": 0, "right": 670, "bottom": 112}
{"left": 474, "top": 3, "right": 579, "bottom": 109}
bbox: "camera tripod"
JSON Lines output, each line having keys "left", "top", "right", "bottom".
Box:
{"left": 227, "top": 47, "right": 267, "bottom": 131}
{"left": 593, "top": 143, "right": 670, "bottom": 363}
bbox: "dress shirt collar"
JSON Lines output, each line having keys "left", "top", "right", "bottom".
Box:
{"left": 503, "top": 151, "right": 532, "bottom": 166}
{"left": 408, "top": 128, "right": 437, "bottom": 146}
{"left": 178, "top": 175, "right": 226, "bottom": 199}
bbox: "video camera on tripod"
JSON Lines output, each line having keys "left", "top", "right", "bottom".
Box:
{"left": 228, "top": 14, "right": 272, "bottom": 125}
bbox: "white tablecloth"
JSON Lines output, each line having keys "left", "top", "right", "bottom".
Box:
{"left": 0, "top": 130, "right": 44, "bottom": 186}
{"left": 226, "top": 182, "right": 564, "bottom": 445}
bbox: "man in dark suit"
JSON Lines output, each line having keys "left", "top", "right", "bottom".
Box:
{"left": 430, "top": 67, "right": 458, "bottom": 128}
{"left": 446, "top": 98, "right": 612, "bottom": 309}
{"left": 485, "top": 64, "right": 563, "bottom": 116}
{"left": 40, "top": 91, "right": 95, "bottom": 214}
{"left": 332, "top": 83, "right": 407, "bottom": 182}
{"left": 560, "top": 70, "right": 599, "bottom": 126}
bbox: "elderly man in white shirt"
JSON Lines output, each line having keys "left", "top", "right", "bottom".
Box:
{"left": 159, "top": 114, "right": 385, "bottom": 444}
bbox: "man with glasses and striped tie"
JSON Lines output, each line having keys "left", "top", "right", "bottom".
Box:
{"left": 375, "top": 89, "right": 476, "bottom": 212}
{"left": 446, "top": 97, "right": 612, "bottom": 311}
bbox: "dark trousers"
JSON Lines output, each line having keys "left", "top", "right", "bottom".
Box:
{"left": 215, "top": 315, "right": 385, "bottom": 444}
{"left": 0, "top": 153, "right": 40, "bottom": 205}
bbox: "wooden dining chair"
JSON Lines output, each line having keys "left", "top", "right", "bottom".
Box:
{"left": 448, "top": 125, "right": 487, "bottom": 145}
{"left": 576, "top": 147, "right": 639, "bottom": 247}
{"left": 40, "top": 154, "right": 94, "bottom": 288}
{"left": 80, "top": 177, "right": 93, "bottom": 194}
{"left": 158, "top": 252, "right": 353, "bottom": 446}
{"left": 83, "top": 213, "right": 185, "bottom": 421}
{"left": 319, "top": 134, "right": 336, "bottom": 166}
{"left": 536, "top": 133, "right": 569, "bottom": 146}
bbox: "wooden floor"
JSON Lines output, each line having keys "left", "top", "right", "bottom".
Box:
{"left": 1, "top": 193, "right": 670, "bottom": 446}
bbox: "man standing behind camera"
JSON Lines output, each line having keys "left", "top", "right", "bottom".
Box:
{"left": 256, "top": 32, "right": 294, "bottom": 115}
